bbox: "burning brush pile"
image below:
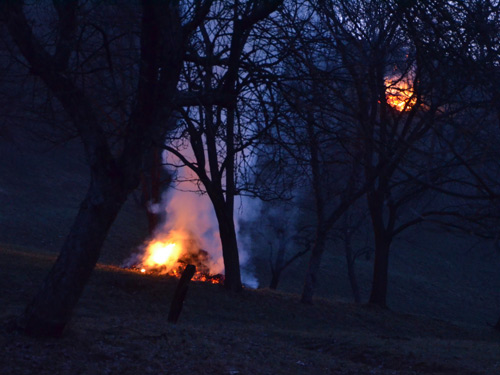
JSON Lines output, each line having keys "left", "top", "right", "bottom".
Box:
{"left": 123, "top": 155, "right": 229, "bottom": 285}
{"left": 124, "top": 229, "right": 225, "bottom": 285}
{"left": 385, "top": 75, "right": 417, "bottom": 112}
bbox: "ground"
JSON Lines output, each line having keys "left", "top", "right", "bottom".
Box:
{"left": 1, "top": 117, "right": 500, "bottom": 374}
{"left": 1, "top": 245, "right": 499, "bottom": 375}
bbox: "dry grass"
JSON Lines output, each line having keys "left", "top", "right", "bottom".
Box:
{"left": 1, "top": 245, "right": 499, "bottom": 375}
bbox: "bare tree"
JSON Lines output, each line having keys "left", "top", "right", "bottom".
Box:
{"left": 261, "top": 1, "right": 371, "bottom": 304}
{"left": 398, "top": 0, "right": 500, "bottom": 322}
{"left": 302, "top": 0, "right": 500, "bottom": 308}
{"left": 1, "top": 0, "right": 213, "bottom": 336}
{"left": 239, "top": 198, "right": 312, "bottom": 290}
{"left": 164, "top": 0, "right": 284, "bottom": 291}
{"left": 334, "top": 207, "right": 372, "bottom": 303}
{"left": 266, "top": 0, "right": 499, "bottom": 308}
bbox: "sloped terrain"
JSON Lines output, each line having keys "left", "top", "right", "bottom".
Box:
{"left": 0, "top": 126, "right": 148, "bottom": 264}
{"left": 252, "top": 220, "right": 500, "bottom": 327}
{"left": 1, "top": 246, "right": 499, "bottom": 375}
{"left": 1, "top": 126, "right": 500, "bottom": 374}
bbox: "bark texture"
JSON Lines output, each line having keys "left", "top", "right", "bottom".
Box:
{"left": 24, "top": 182, "right": 128, "bottom": 336}
{"left": 2, "top": 0, "right": 192, "bottom": 336}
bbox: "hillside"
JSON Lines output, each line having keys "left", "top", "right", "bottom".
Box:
{"left": 3, "top": 126, "right": 500, "bottom": 329}
{"left": 253, "top": 226, "right": 500, "bottom": 327}
{"left": 1, "top": 246, "right": 499, "bottom": 375}
{"left": 0, "top": 126, "right": 148, "bottom": 264}
{"left": 1, "top": 126, "right": 500, "bottom": 374}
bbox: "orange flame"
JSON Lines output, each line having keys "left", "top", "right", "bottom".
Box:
{"left": 385, "top": 77, "right": 416, "bottom": 111}
{"left": 139, "top": 229, "right": 187, "bottom": 273}
{"left": 134, "top": 229, "right": 224, "bottom": 284}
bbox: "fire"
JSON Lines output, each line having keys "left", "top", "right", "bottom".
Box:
{"left": 122, "top": 150, "right": 229, "bottom": 285}
{"left": 385, "top": 77, "right": 416, "bottom": 111}
{"left": 145, "top": 242, "right": 180, "bottom": 267}
{"left": 129, "top": 229, "right": 224, "bottom": 285}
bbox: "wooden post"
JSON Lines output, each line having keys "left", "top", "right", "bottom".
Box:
{"left": 168, "top": 264, "right": 196, "bottom": 323}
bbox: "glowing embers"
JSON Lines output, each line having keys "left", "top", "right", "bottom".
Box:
{"left": 132, "top": 229, "right": 224, "bottom": 285}
{"left": 385, "top": 77, "right": 417, "bottom": 112}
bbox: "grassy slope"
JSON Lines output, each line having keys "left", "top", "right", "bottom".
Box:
{"left": 253, "top": 223, "right": 500, "bottom": 327}
{"left": 1, "top": 128, "right": 500, "bottom": 373}
{"left": 0, "top": 127, "right": 148, "bottom": 263}
{"left": 1, "top": 246, "right": 499, "bottom": 375}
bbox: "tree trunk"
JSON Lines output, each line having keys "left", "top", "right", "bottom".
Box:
{"left": 269, "top": 269, "right": 281, "bottom": 290}
{"left": 218, "top": 212, "right": 242, "bottom": 292}
{"left": 270, "top": 240, "right": 286, "bottom": 290}
{"left": 494, "top": 315, "right": 500, "bottom": 331}
{"left": 301, "top": 232, "right": 326, "bottom": 304}
{"left": 204, "top": 178, "right": 242, "bottom": 292}
{"left": 22, "top": 178, "right": 128, "bottom": 337}
{"left": 346, "top": 256, "right": 361, "bottom": 303}
{"left": 368, "top": 234, "right": 391, "bottom": 308}
{"left": 343, "top": 223, "right": 361, "bottom": 303}
{"left": 3, "top": 0, "right": 186, "bottom": 338}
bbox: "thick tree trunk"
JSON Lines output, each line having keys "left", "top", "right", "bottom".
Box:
{"left": 301, "top": 232, "right": 326, "bottom": 304}
{"left": 3, "top": 0, "right": 187, "bottom": 338}
{"left": 22, "top": 179, "right": 128, "bottom": 337}
{"left": 218, "top": 212, "right": 242, "bottom": 292}
{"left": 205, "top": 185, "right": 242, "bottom": 292}
{"left": 368, "top": 234, "right": 391, "bottom": 308}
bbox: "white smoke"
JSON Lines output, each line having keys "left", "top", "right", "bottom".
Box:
{"left": 235, "top": 195, "right": 262, "bottom": 288}
{"left": 154, "top": 185, "right": 225, "bottom": 275}
{"left": 126, "top": 148, "right": 259, "bottom": 288}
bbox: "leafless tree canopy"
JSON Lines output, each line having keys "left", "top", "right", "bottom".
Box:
{"left": 1, "top": 0, "right": 499, "bottom": 336}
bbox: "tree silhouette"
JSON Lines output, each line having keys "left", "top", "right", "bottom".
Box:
{"left": 1, "top": 0, "right": 211, "bottom": 336}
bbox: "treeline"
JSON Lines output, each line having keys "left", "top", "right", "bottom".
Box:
{"left": 0, "top": 0, "right": 498, "bottom": 337}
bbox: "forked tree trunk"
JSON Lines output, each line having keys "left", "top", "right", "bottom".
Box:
{"left": 23, "top": 178, "right": 129, "bottom": 336}
{"left": 368, "top": 235, "right": 391, "bottom": 308}
{"left": 301, "top": 117, "right": 328, "bottom": 305}
{"left": 301, "top": 232, "right": 326, "bottom": 304}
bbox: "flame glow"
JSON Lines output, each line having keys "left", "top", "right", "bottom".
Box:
{"left": 128, "top": 226, "right": 224, "bottom": 284}
{"left": 123, "top": 148, "right": 257, "bottom": 287}
{"left": 146, "top": 242, "right": 179, "bottom": 267}
{"left": 385, "top": 77, "right": 416, "bottom": 111}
